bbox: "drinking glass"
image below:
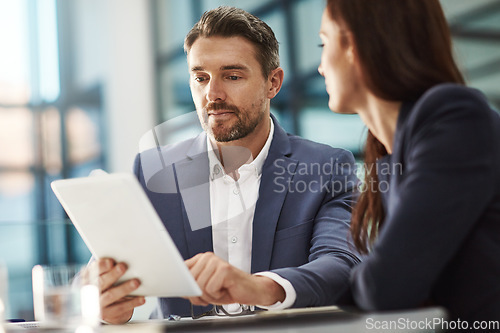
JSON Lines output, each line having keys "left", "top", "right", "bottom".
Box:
{"left": 32, "top": 264, "right": 100, "bottom": 330}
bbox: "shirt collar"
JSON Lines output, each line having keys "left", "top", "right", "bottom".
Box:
{"left": 207, "top": 117, "right": 274, "bottom": 180}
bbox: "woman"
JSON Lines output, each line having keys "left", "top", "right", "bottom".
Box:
{"left": 318, "top": 0, "right": 500, "bottom": 325}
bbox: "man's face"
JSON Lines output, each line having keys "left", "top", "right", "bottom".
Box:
{"left": 187, "top": 36, "right": 270, "bottom": 142}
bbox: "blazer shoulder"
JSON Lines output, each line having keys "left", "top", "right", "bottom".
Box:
{"left": 137, "top": 134, "right": 203, "bottom": 163}
{"left": 404, "top": 84, "right": 496, "bottom": 134}
{"left": 414, "top": 83, "right": 491, "bottom": 119}
{"left": 134, "top": 133, "right": 204, "bottom": 177}
{"left": 161, "top": 134, "right": 202, "bottom": 155}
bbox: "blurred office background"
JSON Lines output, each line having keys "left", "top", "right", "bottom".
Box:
{"left": 0, "top": 0, "right": 499, "bottom": 320}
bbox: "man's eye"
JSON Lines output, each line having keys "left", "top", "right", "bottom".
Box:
{"left": 227, "top": 76, "right": 240, "bottom": 81}
{"left": 194, "top": 77, "right": 207, "bottom": 82}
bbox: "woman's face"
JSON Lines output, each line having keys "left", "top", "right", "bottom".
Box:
{"left": 318, "top": 9, "right": 362, "bottom": 114}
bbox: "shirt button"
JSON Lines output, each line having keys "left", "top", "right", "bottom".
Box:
{"left": 233, "top": 188, "right": 240, "bottom": 195}
{"left": 213, "top": 164, "right": 221, "bottom": 175}
{"left": 231, "top": 236, "right": 238, "bottom": 243}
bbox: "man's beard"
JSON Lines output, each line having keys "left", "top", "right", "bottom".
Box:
{"left": 201, "top": 101, "right": 266, "bottom": 142}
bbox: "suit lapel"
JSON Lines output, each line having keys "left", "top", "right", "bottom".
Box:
{"left": 251, "top": 117, "right": 298, "bottom": 273}
{"left": 174, "top": 133, "right": 213, "bottom": 258}
{"left": 173, "top": 117, "right": 298, "bottom": 264}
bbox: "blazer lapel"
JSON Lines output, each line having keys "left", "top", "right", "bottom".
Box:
{"left": 174, "top": 133, "right": 213, "bottom": 258}
{"left": 251, "top": 117, "right": 298, "bottom": 273}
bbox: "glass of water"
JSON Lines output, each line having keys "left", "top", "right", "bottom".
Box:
{"left": 32, "top": 264, "right": 100, "bottom": 330}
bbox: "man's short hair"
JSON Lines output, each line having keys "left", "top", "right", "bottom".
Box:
{"left": 184, "top": 6, "right": 280, "bottom": 78}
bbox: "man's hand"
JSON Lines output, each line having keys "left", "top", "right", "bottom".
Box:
{"left": 94, "top": 258, "right": 145, "bottom": 324}
{"left": 185, "top": 252, "right": 285, "bottom": 306}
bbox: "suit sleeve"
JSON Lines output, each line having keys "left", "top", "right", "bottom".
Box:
{"left": 270, "top": 150, "right": 362, "bottom": 307}
{"left": 350, "top": 87, "right": 497, "bottom": 310}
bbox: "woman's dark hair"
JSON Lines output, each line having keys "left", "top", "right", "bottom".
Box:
{"left": 184, "top": 6, "right": 279, "bottom": 78}
{"left": 325, "top": 0, "right": 465, "bottom": 253}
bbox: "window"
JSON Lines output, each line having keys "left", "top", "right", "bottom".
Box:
{"left": 0, "top": 0, "right": 105, "bottom": 319}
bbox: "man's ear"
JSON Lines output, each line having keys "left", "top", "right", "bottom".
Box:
{"left": 267, "top": 67, "right": 284, "bottom": 99}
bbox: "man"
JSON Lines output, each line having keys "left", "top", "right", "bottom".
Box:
{"left": 98, "top": 6, "right": 360, "bottom": 324}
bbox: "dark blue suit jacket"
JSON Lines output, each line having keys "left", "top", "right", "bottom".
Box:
{"left": 349, "top": 84, "right": 500, "bottom": 323}
{"left": 134, "top": 116, "right": 361, "bottom": 317}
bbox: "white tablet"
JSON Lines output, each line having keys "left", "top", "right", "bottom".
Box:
{"left": 51, "top": 173, "right": 202, "bottom": 297}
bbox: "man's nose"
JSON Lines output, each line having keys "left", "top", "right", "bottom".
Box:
{"left": 207, "top": 78, "right": 226, "bottom": 102}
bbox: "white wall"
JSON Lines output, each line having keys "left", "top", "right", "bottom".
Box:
{"left": 103, "top": 0, "right": 156, "bottom": 172}
{"left": 71, "top": 0, "right": 156, "bottom": 172}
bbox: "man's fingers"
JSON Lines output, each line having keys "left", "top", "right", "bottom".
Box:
{"left": 186, "top": 253, "right": 245, "bottom": 305}
{"left": 194, "top": 257, "right": 219, "bottom": 291}
{"left": 102, "top": 296, "right": 145, "bottom": 324}
{"left": 97, "top": 258, "right": 115, "bottom": 274}
{"left": 186, "top": 252, "right": 212, "bottom": 277}
{"left": 185, "top": 255, "right": 199, "bottom": 269}
{"left": 101, "top": 279, "right": 141, "bottom": 307}
{"left": 187, "top": 296, "right": 209, "bottom": 307}
{"left": 90, "top": 258, "right": 144, "bottom": 325}
{"left": 188, "top": 289, "right": 233, "bottom": 306}
{"left": 185, "top": 252, "right": 206, "bottom": 268}
{"left": 188, "top": 253, "right": 228, "bottom": 301}
{"left": 100, "top": 262, "right": 127, "bottom": 292}
{"left": 185, "top": 251, "right": 215, "bottom": 269}
{"left": 204, "top": 264, "right": 230, "bottom": 300}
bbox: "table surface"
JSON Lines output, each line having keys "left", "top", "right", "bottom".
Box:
{"left": 3, "top": 306, "right": 448, "bottom": 333}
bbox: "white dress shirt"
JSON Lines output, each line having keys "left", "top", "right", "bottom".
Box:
{"left": 207, "top": 118, "right": 296, "bottom": 311}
